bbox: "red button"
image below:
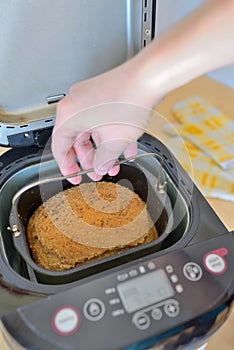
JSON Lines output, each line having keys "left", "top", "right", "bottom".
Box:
{"left": 203, "top": 252, "right": 227, "bottom": 275}
{"left": 52, "top": 306, "right": 80, "bottom": 336}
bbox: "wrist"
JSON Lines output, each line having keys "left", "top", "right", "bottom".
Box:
{"left": 131, "top": 0, "right": 234, "bottom": 108}
{"left": 130, "top": 44, "right": 175, "bottom": 108}
{"left": 119, "top": 53, "right": 168, "bottom": 110}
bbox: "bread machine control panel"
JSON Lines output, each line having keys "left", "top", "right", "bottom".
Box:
{"left": 1, "top": 232, "right": 234, "bottom": 350}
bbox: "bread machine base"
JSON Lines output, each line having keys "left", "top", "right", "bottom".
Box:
{"left": 0, "top": 0, "right": 233, "bottom": 348}
{"left": 0, "top": 133, "right": 233, "bottom": 350}
{"left": 1, "top": 232, "right": 234, "bottom": 350}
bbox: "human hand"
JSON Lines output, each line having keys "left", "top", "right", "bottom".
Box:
{"left": 51, "top": 60, "right": 159, "bottom": 184}
{"left": 52, "top": 0, "right": 234, "bottom": 184}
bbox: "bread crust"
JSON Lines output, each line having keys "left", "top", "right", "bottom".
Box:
{"left": 27, "top": 182, "right": 158, "bottom": 271}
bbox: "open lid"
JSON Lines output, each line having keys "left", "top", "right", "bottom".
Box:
{"left": 0, "top": 0, "right": 156, "bottom": 147}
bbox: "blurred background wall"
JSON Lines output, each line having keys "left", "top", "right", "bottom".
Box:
{"left": 156, "top": 0, "right": 234, "bottom": 89}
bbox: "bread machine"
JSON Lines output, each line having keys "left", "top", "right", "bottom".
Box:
{"left": 0, "top": 1, "right": 233, "bottom": 349}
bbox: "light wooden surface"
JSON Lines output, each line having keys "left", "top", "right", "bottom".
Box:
{"left": 0, "top": 76, "right": 233, "bottom": 349}
{"left": 154, "top": 75, "right": 234, "bottom": 232}
{"left": 154, "top": 75, "right": 234, "bottom": 350}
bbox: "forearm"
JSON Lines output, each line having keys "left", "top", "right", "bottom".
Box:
{"left": 132, "top": 0, "right": 234, "bottom": 106}
{"left": 52, "top": 0, "right": 233, "bottom": 179}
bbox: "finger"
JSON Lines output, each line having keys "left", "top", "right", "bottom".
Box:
{"left": 60, "top": 148, "right": 82, "bottom": 185}
{"left": 108, "top": 165, "right": 120, "bottom": 176}
{"left": 91, "top": 131, "right": 120, "bottom": 176}
{"left": 107, "top": 142, "right": 137, "bottom": 176}
{"left": 52, "top": 130, "right": 82, "bottom": 185}
{"left": 73, "top": 133, "right": 103, "bottom": 182}
{"left": 93, "top": 138, "right": 129, "bottom": 175}
{"left": 123, "top": 142, "right": 138, "bottom": 160}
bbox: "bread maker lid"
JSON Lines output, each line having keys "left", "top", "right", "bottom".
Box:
{"left": 0, "top": 0, "right": 148, "bottom": 114}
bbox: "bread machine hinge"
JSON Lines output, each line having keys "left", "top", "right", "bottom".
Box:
{"left": 142, "top": 0, "right": 155, "bottom": 48}
{"left": 47, "top": 94, "right": 66, "bottom": 104}
{"left": 8, "top": 127, "right": 53, "bottom": 148}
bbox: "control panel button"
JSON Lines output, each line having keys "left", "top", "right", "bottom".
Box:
{"left": 139, "top": 266, "right": 146, "bottom": 274}
{"left": 105, "top": 287, "right": 116, "bottom": 295}
{"left": 132, "top": 313, "right": 151, "bottom": 330}
{"left": 117, "top": 273, "right": 128, "bottom": 281}
{"left": 111, "top": 309, "right": 125, "bottom": 317}
{"left": 203, "top": 253, "right": 227, "bottom": 274}
{"left": 148, "top": 261, "right": 156, "bottom": 270}
{"left": 109, "top": 298, "right": 120, "bottom": 305}
{"left": 164, "top": 300, "right": 180, "bottom": 318}
{"left": 170, "top": 274, "right": 179, "bottom": 283}
{"left": 83, "top": 298, "right": 105, "bottom": 321}
{"left": 183, "top": 262, "right": 203, "bottom": 281}
{"left": 52, "top": 306, "right": 80, "bottom": 336}
{"left": 151, "top": 308, "right": 162, "bottom": 321}
{"left": 175, "top": 284, "right": 183, "bottom": 293}
{"left": 129, "top": 269, "right": 138, "bottom": 277}
{"left": 166, "top": 265, "right": 173, "bottom": 273}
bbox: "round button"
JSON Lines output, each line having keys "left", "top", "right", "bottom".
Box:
{"left": 164, "top": 300, "right": 180, "bottom": 318}
{"left": 151, "top": 308, "right": 162, "bottom": 321}
{"left": 183, "top": 262, "right": 203, "bottom": 281}
{"left": 204, "top": 253, "right": 227, "bottom": 274}
{"left": 132, "top": 313, "right": 151, "bottom": 330}
{"left": 52, "top": 306, "right": 80, "bottom": 336}
{"left": 83, "top": 298, "right": 105, "bottom": 321}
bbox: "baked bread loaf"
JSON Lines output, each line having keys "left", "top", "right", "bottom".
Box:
{"left": 27, "top": 182, "right": 158, "bottom": 271}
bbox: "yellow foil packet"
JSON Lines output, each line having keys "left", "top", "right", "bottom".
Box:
{"left": 163, "top": 96, "right": 234, "bottom": 201}
{"left": 172, "top": 96, "right": 234, "bottom": 170}
{"left": 165, "top": 134, "right": 234, "bottom": 201}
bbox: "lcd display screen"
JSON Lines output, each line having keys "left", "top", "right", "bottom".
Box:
{"left": 117, "top": 269, "right": 174, "bottom": 313}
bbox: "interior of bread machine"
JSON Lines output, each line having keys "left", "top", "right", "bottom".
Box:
{"left": 0, "top": 0, "right": 230, "bottom": 299}
{"left": 0, "top": 1, "right": 187, "bottom": 293}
